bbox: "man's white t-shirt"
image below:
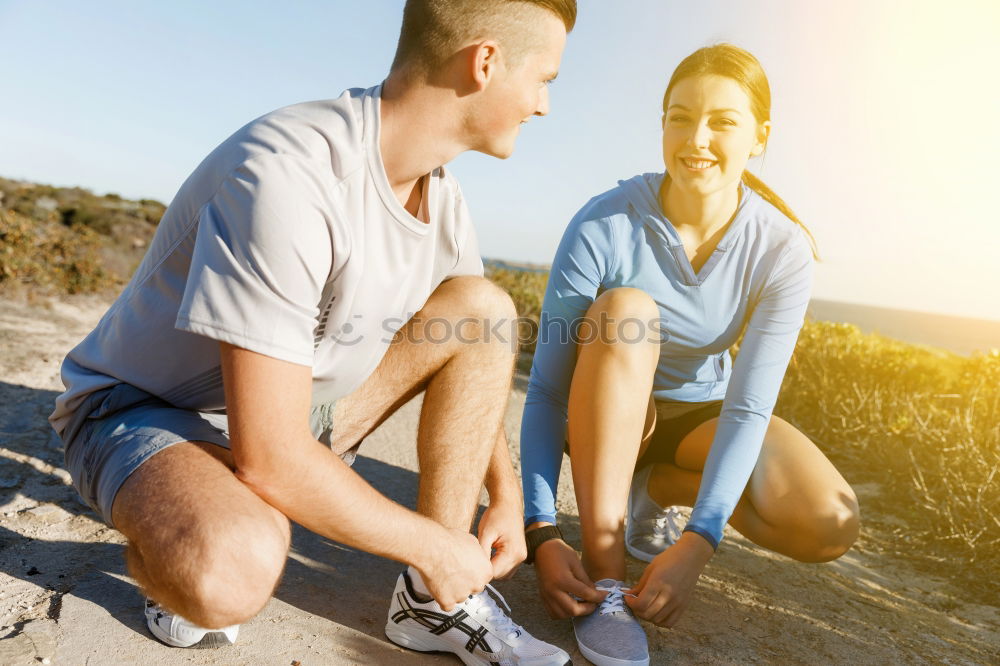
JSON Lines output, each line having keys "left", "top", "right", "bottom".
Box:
{"left": 50, "top": 85, "right": 484, "bottom": 436}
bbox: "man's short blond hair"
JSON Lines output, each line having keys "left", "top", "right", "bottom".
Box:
{"left": 390, "top": 0, "right": 576, "bottom": 75}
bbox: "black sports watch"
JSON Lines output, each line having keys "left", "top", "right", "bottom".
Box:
{"left": 524, "top": 525, "right": 564, "bottom": 564}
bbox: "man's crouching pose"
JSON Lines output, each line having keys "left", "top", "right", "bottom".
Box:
{"left": 49, "top": 1, "right": 576, "bottom": 663}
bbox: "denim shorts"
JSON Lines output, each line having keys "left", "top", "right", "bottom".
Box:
{"left": 61, "top": 382, "right": 346, "bottom": 527}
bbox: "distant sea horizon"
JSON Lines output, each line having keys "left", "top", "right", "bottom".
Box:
{"left": 485, "top": 259, "right": 1000, "bottom": 356}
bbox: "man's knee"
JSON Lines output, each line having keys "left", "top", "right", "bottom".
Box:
{"left": 139, "top": 511, "right": 289, "bottom": 628}
{"left": 421, "top": 276, "right": 518, "bottom": 351}
{"left": 428, "top": 276, "right": 518, "bottom": 322}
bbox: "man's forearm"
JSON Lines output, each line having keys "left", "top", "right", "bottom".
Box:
{"left": 236, "top": 432, "right": 443, "bottom": 569}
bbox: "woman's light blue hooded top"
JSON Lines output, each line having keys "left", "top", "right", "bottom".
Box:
{"left": 520, "top": 172, "right": 814, "bottom": 548}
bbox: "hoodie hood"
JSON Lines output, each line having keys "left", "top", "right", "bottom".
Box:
{"left": 617, "top": 172, "right": 755, "bottom": 250}
{"left": 617, "top": 172, "right": 679, "bottom": 246}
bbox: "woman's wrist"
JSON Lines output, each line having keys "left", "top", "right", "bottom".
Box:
{"left": 676, "top": 531, "right": 715, "bottom": 563}
{"left": 524, "top": 523, "right": 564, "bottom": 563}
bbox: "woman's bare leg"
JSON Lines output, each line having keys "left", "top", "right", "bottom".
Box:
{"left": 647, "top": 416, "right": 860, "bottom": 562}
{"left": 567, "top": 287, "right": 660, "bottom": 582}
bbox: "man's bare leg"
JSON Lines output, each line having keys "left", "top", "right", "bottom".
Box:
{"left": 331, "top": 275, "right": 519, "bottom": 530}
{"left": 109, "top": 276, "right": 518, "bottom": 627}
{"left": 111, "top": 442, "right": 291, "bottom": 629}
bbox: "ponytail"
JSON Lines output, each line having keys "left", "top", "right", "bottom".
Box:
{"left": 741, "top": 171, "right": 819, "bottom": 260}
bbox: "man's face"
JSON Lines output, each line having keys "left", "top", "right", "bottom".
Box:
{"left": 470, "top": 14, "right": 567, "bottom": 159}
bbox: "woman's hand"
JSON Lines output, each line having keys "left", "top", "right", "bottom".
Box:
{"left": 533, "top": 536, "right": 607, "bottom": 618}
{"left": 625, "top": 531, "right": 714, "bottom": 627}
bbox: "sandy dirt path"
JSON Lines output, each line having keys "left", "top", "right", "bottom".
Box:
{"left": 1, "top": 295, "right": 998, "bottom": 665}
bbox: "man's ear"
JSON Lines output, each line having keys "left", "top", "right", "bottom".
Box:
{"left": 750, "top": 120, "right": 771, "bottom": 157}
{"left": 470, "top": 40, "right": 502, "bottom": 91}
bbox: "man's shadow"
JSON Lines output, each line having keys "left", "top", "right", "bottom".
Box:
{"left": 1, "top": 381, "right": 146, "bottom": 639}
{"left": 0, "top": 380, "right": 575, "bottom": 650}
{"left": 275, "top": 455, "right": 425, "bottom": 630}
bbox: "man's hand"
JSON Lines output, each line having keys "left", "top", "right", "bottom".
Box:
{"left": 533, "top": 534, "right": 607, "bottom": 618}
{"left": 477, "top": 499, "right": 527, "bottom": 580}
{"left": 417, "top": 526, "right": 495, "bottom": 611}
{"left": 625, "top": 531, "right": 713, "bottom": 627}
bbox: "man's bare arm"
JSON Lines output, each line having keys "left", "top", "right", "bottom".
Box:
{"left": 219, "top": 342, "right": 492, "bottom": 608}
{"left": 477, "top": 428, "right": 528, "bottom": 578}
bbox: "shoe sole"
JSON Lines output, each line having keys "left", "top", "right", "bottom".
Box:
{"left": 385, "top": 622, "right": 482, "bottom": 666}
{"left": 574, "top": 626, "right": 649, "bottom": 666}
{"left": 146, "top": 615, "right": 235, "bottom": 649}
{"left": 385, "top": 622, "right": 570, "bottom": 666}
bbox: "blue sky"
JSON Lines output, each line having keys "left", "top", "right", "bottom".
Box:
{"left": 1, "top": 1, "right": 998, "bottom": 320}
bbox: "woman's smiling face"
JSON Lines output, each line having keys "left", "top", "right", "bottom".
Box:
{"left": 661, "top": 74, "right": 769, "bottom": 200}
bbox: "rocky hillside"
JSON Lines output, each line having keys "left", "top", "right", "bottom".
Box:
{"left": 0, "top": 177, "right": 164, "bottom": 295}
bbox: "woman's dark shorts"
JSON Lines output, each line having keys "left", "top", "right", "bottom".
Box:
{"left": 564, "top": 399, "right": 723, "bottom": 470}
{"left": 636, "top": 400, "right": 723, "bottom": 469}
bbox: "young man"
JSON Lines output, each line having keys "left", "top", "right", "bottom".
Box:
{"left": 49, "top": 1, "right": 576, "bottom": 663}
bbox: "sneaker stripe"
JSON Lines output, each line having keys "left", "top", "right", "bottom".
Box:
{"left": 465, "top": 624, "right": 493, "bottom": 653}
{"left": 391, "top": 589, "right": 501, "bottom": 657}
{"left": 429, "top": 609, "right": 469, "bottom": 635}
{"left": 390, "top": 592, "right": 440, "bottom": 630}
{"left": 386, "top": 573, "right": 569, "bottom": 665}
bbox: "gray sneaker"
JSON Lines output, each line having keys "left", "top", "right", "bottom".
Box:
{"left": 626, "top": 465, "right": 683, "bottom": 562}
{"left": 572, "top": 579, "right": 648, "bottom": 666}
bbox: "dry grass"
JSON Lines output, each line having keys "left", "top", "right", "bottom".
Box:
{"left": 488, "top": 267, "right": 1000, "bottom": 599}
{"left": 778, "top": 321, "right": 999, "bottom": 589}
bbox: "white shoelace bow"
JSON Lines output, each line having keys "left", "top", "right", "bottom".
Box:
{"left": 595, "top": 581, "right": 637, "bottom": 616}
{"left": 462, "top": 584, "right": 523, "bottom": 641}
{"left": 653, "top": 506, "right": 683, "bottom": 542}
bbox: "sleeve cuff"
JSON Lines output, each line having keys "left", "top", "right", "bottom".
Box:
{"left": 524, "top": 513, "right": 557, "bottom": 528}
{"left": 682, "top": 524, "right": 720, "bottom": 551}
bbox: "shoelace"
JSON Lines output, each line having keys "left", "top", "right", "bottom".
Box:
{"left": 595, "top": 581, "right": 637, "bottom": 616}
{"left": 461, "top": 584, "right": 523, "bottom": 642}
{"left": 652, "top": 506, "right": 683, "bottom": 542}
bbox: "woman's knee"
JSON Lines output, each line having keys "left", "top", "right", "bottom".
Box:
{"left": 793, "top": 490, "right": 861, "bottom": 563}
{"left": 587, "top": 287, "right": 659, "bottom": 322}
{"left": 577, "top": 288, "right": 660, "bottom": 358}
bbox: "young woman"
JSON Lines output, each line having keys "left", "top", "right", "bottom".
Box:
{"left": 520, "top": 44, "right": 860, "bottom": 666}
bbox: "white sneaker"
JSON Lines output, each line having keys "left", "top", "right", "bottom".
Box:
{"left": 385, "top": 571, "right": 570, "bottom": 665}
{"left": 144, "top": 598, "right": 239, "bottom": 648}
{"left": 626, "top": 465, "right": 684, "bottom": 562}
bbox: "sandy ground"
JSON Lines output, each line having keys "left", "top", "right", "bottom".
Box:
{"left": 1, "top": 295, "right": 998, "bottom": 665}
